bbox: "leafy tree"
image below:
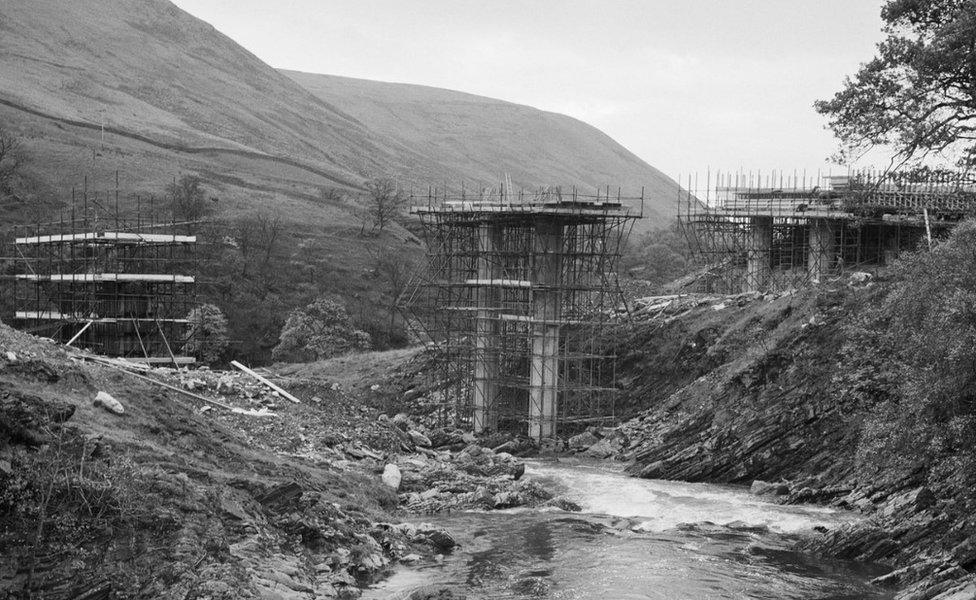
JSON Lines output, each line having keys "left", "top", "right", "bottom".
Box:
{"left": 815, "top": 0, "right": 976, "bottom": 167}
{"left": 362, "top": 177, "right": 405, "bottom": 234}
{"left": 620, "top": 220, "right": 692, "bottom": 288}
{"left": 271, "top": 296, "right": 372, "bottom": 362}
{"left": 183, "top": 303, "right": 230, "bottom": 364}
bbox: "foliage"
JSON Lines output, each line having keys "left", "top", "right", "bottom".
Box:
{"left": 271, "top": 296, "right": 372, "bottom": 362}
{"left": 620, "top": 220, "right": 692, "bottom": 288}
{"left": 166, "top": 175, "right": 213, "bottom": 224}
{"left": 815, "top": 0, "right": 976, "bottom": 167}
{"left": 362, "top": 177, "right": 406, "bottom": 234}
{"left": 184, "top": 303, "right": 230, "bottom": 364}
{"left": 852, "top": 220, "right": 976, "bottom": 488}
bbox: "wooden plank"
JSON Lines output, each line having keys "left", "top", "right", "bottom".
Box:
{"left": 230, "top": 360, "right": 301, "bottom": 404}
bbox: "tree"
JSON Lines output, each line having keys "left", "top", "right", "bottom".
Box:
{"left": 620, "top": 220, "right": 692, "bottom": 288}
{"left": 256, "top": 209, "right": 283, "bottom": 269}
{"left": 183, "top": 303, "right": 230, "bottom": 364}
{"left": 167, "top": 175, "right": 212, "bottom": 226}
{"left": 815, "top": 0, "right": 976, "bottom": 168}
{"left": 372, "top": 244, "right": 417, "bottom": 338}
{"left": 362, "top": 177, "right": 406, "bottom": 234}
{"left": 0, "top": 128, "right": 23, "bottom": 197}
{"left": 271, "top": 296, "right": 372, "bottom": 362}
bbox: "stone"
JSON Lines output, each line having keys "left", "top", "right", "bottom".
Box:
{"left": 5, "top": 351, "right": 17, "bottom": 362}
{"left": 382, "top": 463, "right": 402, "bottom": 490}
{"left": 750, "top": 480, "right": 789, "bottom": 496}
{"left": 0, "top": 459, "right": 11, "bottom": 475}
{"left": 220, "top": 496, "right": 248, "bottom": 521}
{"left": 401, "top": 553, "right": 422, "bottom": 563}
{"left": 93, "top": 391, "right": 124, "bottom": 415}
{"left": 425, "top": 528, "right": 457, "bottom": 551}
{"left": 408, "top": 430, "right": 432, "bottom": 447}
{"left": 584, "top": 439, "right": 616, "bottom": 459}
{"left": 568, "top": 431, "right": 599, "bottom": 450}
{"left": 548, "top": 497, "right": 583, "bottom": 512}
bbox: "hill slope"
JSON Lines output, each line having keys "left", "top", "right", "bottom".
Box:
{"left": 283, "top": 70, "right": 678, "bottom": 223}
{"left": 0, "top": 0, "right": 682, "bottom": 360}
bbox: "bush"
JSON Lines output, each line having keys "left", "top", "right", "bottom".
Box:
{"left": 184, "top": 303, "right": 230, "bottom": 364}
{"left": 271, "top": 296, "right": 372, "bottom": 363}
{"left": 854, "top": 220, "right": 976, "bottom": 487}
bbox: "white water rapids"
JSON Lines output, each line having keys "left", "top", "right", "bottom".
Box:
{"left": 364, "top": 459, "right": 890, "bottom": 600}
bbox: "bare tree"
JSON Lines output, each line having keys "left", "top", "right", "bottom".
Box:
{"left": 233, "top": 217, "right": 258, "bottom": 276}
{"left": 372, "top": 244, "right": 416, "bottom": 335}
{"left": 256, "top": 209, "right": 283, "bottom": 268}
{"left": 0, "top": 128, "right": 24, "bottom": 197}
{"left": 166, "top": 175, "right": 213, "bottom": 232}
{"left": 362, "top": 177, "right": 405, "bottom": 235}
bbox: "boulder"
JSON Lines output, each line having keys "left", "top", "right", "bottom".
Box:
{"left": 382, "top": 464, "right": 402, "bottom": 490}
{"left": 408, "top": 430, "right": 432, "bottom": 448}
{"left": 425, "top": 528, "right": 457, "bottom": 551}
{"left": 568, "top": 431, "right": 599, "bottom": 450}
{"left": 584, "top": 439, "right": 616, "bottom": 459}
{"left": 750, "top": 480, "right": 789, "bottom": 496}
{"left": 93, "top": 391, "right": 124, "bottom": 415}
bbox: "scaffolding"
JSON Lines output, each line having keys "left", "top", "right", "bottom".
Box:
{"left": 9, "top": 181, "right": 198, "bottom": 365}
{"left": 403, "top": 187, "right": 639, "bottom": 439}
{"left": 678, "top": 169, "right": 976, "bottom": 293}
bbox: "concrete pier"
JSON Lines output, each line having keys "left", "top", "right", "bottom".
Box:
{"left": 473, "top": 224, "right": 501, "bottom": 433}
{"left": 745, "top": 217, "right": 773, "bottom": 292}
{"left": 808, "top": 218, "right": 837, "bottom": 283}
{"left": 528, "top": 220, "right": 563, "bottom": 440}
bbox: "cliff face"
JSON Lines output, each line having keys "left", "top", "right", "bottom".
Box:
{"left": 608, "top": 284, "right": 976, "bottom": 599}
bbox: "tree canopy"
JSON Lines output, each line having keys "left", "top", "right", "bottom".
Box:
{"left": 815, "top": 0, "right": 976, "bottom": 167}
{"left": 271, "top": 296, "right": 372, "bottom": 363}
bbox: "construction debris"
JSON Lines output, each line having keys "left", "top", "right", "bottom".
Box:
{"left": 93, "top": 390, "right": 124, "bottom": 415}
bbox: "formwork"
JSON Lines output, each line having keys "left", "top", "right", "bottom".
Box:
{"left": 678, "top": 170, "right": 976, "bottom": 293}
{"left": 10, "top": 184, "right": 198, "bottom": 364}
{"left": 403, "top": 188, "right": 639, "bottom": 439}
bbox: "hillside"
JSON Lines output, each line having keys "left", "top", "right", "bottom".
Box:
{"left": 0, "top": 0, "right": 681, "bottom": 361}
{"left": 283, "top": 70, "right": 678, "bottom": 224}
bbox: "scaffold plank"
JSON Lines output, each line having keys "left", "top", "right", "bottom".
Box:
{"left": 16, "top": 274, "right": 195, "bottom": 283}
{"left": 15, "top": 232, "right": 196, "bottom": 245}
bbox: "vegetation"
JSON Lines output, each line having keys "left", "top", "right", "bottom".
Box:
{"left": 271, "top": 296, "right": 372, "bottom": 363}
{"left": 362, "top": 177, "right": 406, "bottom": 234}
{"left": 850, "top": 221, "right": 976, "bottom": 491}
{"left": 816, "top": 0, "right": 976, "bottom": 167}
{"left": 620, "top": 220, "right": 692, "bottom": 289}
{"left": 166, "top": 175, "right": 213, "bottom": 226}
{"left": 183, "top": 303, "right": 230, "bottom": 364}
{"left": 0, "top": 128, "right": 24, "bottom": 199}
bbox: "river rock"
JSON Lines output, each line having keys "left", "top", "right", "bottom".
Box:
{"left": 569, "top": 431, "right": 599, "bottom": 450}
{"left": 584, "top": 439, "right": 617, "bottom": 459}
{"left": 382, "top": 464, "right": 402, "bottom": 490}
{"left": 750, "top": 480, "right": 789, "bottom": 496}
{"left": 424, "top": 528, "right": 457, "bottom": 551}
{"left": 93, "top": 391, "right": 124, "bottom": 415}
{"left": 408, "top": 430, "right": 432, "bottom": 447}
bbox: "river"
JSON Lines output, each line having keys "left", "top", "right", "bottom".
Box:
{"left": 365, "top": 459, "right": 891, "bottom": 599}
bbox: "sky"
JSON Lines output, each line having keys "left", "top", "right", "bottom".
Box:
{"left": 170, "top": 0, "right": 888, "bottom": 180}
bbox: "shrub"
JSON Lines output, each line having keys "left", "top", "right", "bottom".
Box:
{"left": 271, "top": 296, "right": 372, "bottom": 362}
{"left": 184, "top": 303, "right": 230, "bottom": 364}
{"left": 854, "top": 220, "right": 976, "bottom": 487}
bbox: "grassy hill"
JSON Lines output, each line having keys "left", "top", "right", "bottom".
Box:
{"left": 283, "top": 70, "right": 679, "bottom": 224}
{"left": 0, "top": 0, "right": 683, "bottom": 362}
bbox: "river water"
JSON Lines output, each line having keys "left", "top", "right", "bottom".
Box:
{"left": 365, "top": 459, "right": 891, "bottom": 599}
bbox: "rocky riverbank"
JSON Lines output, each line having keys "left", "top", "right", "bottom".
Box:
{"left": 0, "top": 324, "right": 555, "bottom": 600}
{"left": 569, "top": 284, "right": 976, "bottom": 600}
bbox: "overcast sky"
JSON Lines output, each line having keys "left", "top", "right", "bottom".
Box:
{"left": 171, "top": 0, "right": 888, "bottom": 180}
